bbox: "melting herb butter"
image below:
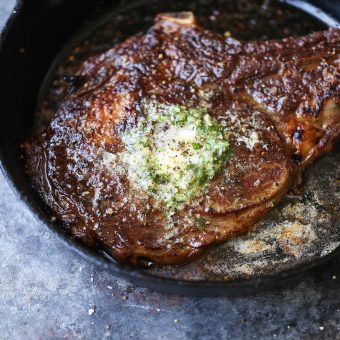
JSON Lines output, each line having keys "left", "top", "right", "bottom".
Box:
{"left": 121, "top": 101, "right": 231, "bottom": 211}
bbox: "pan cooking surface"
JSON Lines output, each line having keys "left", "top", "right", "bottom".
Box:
{"left": 36, "top": 0, "right": 339, "bottom": 282}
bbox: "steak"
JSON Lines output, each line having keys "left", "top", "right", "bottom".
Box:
{"left": 25, "top": 13, "right": 340, "bottom": 265}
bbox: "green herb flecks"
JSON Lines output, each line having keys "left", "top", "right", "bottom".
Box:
{"left": 121, "top": 100, "right": 231, "bottom": 214}
{"left": 196, "top": 217, "right": 207, "bottom": 231}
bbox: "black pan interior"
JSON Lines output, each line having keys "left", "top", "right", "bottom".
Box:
{"left": 0, "top": 0, "right": 339, "bottom": 296}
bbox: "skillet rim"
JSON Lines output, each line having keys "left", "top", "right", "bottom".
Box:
{"left": 0, "top": 0, "right": 339, "bottom": 296}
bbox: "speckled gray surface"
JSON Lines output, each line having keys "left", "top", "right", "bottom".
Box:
{"left": 1, "top": 1, "right": 340, "bottom": 339}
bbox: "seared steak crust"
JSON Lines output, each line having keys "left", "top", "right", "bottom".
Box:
{"left": 26, "top": 13, "right": 340, "bottom": 264}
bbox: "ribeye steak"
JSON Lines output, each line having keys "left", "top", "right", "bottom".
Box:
{"left": 25, "top": 13, "right": 340, "bottom": 264}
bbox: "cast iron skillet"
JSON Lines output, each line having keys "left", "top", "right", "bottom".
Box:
{"left": 0, "top": 0, "right": 339, "bottom": 296}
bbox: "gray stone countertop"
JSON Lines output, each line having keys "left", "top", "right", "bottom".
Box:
{"left": 1, "top": 1, "right": 340, "bottom": 339}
